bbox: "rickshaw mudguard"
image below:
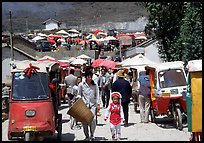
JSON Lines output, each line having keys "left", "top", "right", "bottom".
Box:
{"left": 8, "top": 101, "right": 56, "bottom": 135}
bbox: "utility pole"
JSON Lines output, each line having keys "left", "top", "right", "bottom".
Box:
{"left": 9, "top": 10, "right": 14, "bottom": 61}
{"left": 25, "top": 16, "right": 28, "bottom": 34}
{"left": 80, "top": 17, "right": 83, "bottom": 34}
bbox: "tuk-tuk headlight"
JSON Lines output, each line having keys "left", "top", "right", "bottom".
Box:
{"left": 25, "top": 110, "right": 36, "bottom": 117}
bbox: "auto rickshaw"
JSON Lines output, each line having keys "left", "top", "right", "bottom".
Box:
{"left": 145, "top": 61, "right": 187, "bottom": 130}
{"left": 8, "top": 60, "right": 62, "bottom": 141}
{"left": 186, "top": 60, "right": 202, "bottom": 141}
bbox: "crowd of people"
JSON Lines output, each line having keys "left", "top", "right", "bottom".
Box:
{"left": 61, "top": 65, "right": 151, "bottom": 141}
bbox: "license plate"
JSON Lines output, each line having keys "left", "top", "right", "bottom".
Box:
{"left": 162, "top": 92, "right": 170, "bottom": 96}
{"left": 23, "top": 126, "right": 36, "bottom": 131}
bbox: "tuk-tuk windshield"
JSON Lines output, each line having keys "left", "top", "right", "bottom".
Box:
{"left": 12, "top": 72, "right": 50, "bottom": 100}
{"left": 158, "top": 69, "right": 186, "bottom": 88}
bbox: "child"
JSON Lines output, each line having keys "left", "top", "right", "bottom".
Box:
{"left": 104, "top": 92, "right": 124, "bottom": 141}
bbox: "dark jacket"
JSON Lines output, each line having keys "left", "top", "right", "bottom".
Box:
{"left": 112, "top": 78, "right": 132, "bottom": 103}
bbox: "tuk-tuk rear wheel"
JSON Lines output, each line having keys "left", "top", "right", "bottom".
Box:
{"left": 150, "top": 109, "right": 156, "bottom": 123}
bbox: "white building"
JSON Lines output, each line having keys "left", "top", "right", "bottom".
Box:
{"left": 42, "top": 18, "right": 61, "bottom": 31}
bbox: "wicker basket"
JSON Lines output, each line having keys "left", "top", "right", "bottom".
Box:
{"left": 67, "top": 98, "right": 94, "bottom": 125}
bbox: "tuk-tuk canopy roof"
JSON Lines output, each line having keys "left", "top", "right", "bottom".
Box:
{"left": 187, "top": 59, "right": 202, "bottom": 72}
{"left": 145, "top": 61, "right": 184, "bottom": 71}
{"left": 10, "top": 60, "right": 60, "bottom": 73}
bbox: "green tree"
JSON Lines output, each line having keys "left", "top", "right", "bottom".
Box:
{"left": 172, "top": 2, "right": 202, "bottom": 65}
{"left": 145, "top": 2, "right": 202, "bottom": 64}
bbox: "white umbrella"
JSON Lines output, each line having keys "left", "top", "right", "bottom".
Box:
{"left": 38, "top": 56, "right": 55, "bottom": 61}
{"left": 67, "top": 57, "right": 76, "bottom": 63}
{"left": 104, "top": 36, "right": 117, "bottom": 41}
{"left": 71, "top": 58, "right": 87, "bottom": 65}
{"left": 76, "top": 54, "right": 91, "bottom": 59}
{"left": 68, "top": 29, "right": 80, "bottom": 34}
{"left": 70, "top": 33, "right": 79, "bottom": 38}
{"left": 97, "top": 32, "right": 107, "bottom": 36}
{"left": 56, "top": 30, "right": 70, "bottom": 35}
{"left": 31, "top": 36, "right": 46, "bottom": 42}
{"left": 37, "top": 33, "right": 48, "bottom": 37}
{"left": 135, "top": 36, "right": 147, "bottom": 40}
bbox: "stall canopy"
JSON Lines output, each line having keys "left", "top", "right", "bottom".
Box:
{"left": 122, "top": 54, "right": 157, "bottom": 67}
{"left": 37, "top": 56, "right": 69, "bottom": 68}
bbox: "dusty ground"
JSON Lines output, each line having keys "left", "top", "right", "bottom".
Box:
{"left": 2, "top": 101, "right": 190, "bottom": 141}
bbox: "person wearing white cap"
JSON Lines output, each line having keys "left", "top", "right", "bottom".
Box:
{"left": 104, "top": 92, "right": 124, "bottom": 140}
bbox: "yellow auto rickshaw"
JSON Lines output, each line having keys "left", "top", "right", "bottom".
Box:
{"left": 186, "top": 59, "right": 202, "bottom": 141}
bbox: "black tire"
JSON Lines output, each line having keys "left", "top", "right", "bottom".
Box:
{"left": 150, "top": 109, "right": 156, "bottom": 123}
{"left": 57, "top": 118, "right": 62, "bottom": 141}
{"left": 174, "top": 107, "right": 183, "bottom": 130}
{"left": 25, "top": 132, "right": 30, "bottom": 141}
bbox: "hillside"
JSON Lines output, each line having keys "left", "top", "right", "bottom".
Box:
{"left": 2, "top": 2, "right": 149, "bottom": 32}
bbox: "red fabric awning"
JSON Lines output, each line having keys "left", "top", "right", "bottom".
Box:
{"left": 37, "top": 58, "right": 69, "bottom": 68}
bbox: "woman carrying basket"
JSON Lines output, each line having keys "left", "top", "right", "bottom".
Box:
{"left": 77, "top": 70, "right": 101, "bottom": 141}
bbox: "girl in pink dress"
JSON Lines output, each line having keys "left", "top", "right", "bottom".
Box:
{"left": 104, "top": 92, "right": 124, "bottom": 140}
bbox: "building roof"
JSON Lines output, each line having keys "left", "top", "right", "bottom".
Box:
{"left": 42, "top": 18, "right": 61, "bottom": 25}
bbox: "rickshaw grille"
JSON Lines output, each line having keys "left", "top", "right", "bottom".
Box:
{"left": 170, "top": 89, "right": 178, "bottom": 94}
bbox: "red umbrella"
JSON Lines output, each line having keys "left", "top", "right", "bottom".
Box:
{"left": 91, "top": 59, "right": 105, "bottom": 67}
{"left": 74, "top": 38, "right": 83, "bottom": 43}
{"left": 48, "top": 38, "right": 56, "bottom": 44}
{"left": 93, "top": 30, "right": 105, "bottom": 35}
{"left": 48, "top": 34, "right": 63, "bottom": 39}
{"left": 99, "top": 60, "right": 117, "bottom": 69}
{"left": 66, "top": 66, "right": 81, "bottom": 71}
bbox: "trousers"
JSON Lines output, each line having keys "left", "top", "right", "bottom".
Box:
{"left": 138, "top": 94, "right": 150, "bottom": 122}
{"left": 110, "top": 123, "right": 121, "bottom": 139}
{"left": 121, "top": 102, "right": 129, "bottom": 123}
{"left": 101, "top": 89, "right": 110, "bottom": 108}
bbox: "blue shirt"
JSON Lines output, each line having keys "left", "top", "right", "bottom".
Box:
{"left": 138, "top": 75, "right": 150, "bottom": 96}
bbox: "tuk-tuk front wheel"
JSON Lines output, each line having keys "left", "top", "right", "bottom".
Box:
{"left": 173, "top": 107, "right": 183, "bottom": 130}
{"left": 24, "top": 132, "right": 30, "bottom": 141}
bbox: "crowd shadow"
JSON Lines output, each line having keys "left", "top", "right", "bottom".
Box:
{"left": 62, "top": 119, "right": 70, "bottom": 123}
{"left": 61, "top": 132, "right": 76, "bottom": 141}
{"left": 154, "top": 116, "right": 188, "bottom": 130}
{"left": 58, "top": 104, "right": 69, "bottom": 111}
{"left": 121, "top": 122, "right": 135, "bottom": 127}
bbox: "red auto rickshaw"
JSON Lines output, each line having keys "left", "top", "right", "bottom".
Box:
{"left": 8, "top": 60, "right": 62, "bottom": 141}
{"left": 145, "top": 61, "right": 187, "bottom": 130}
